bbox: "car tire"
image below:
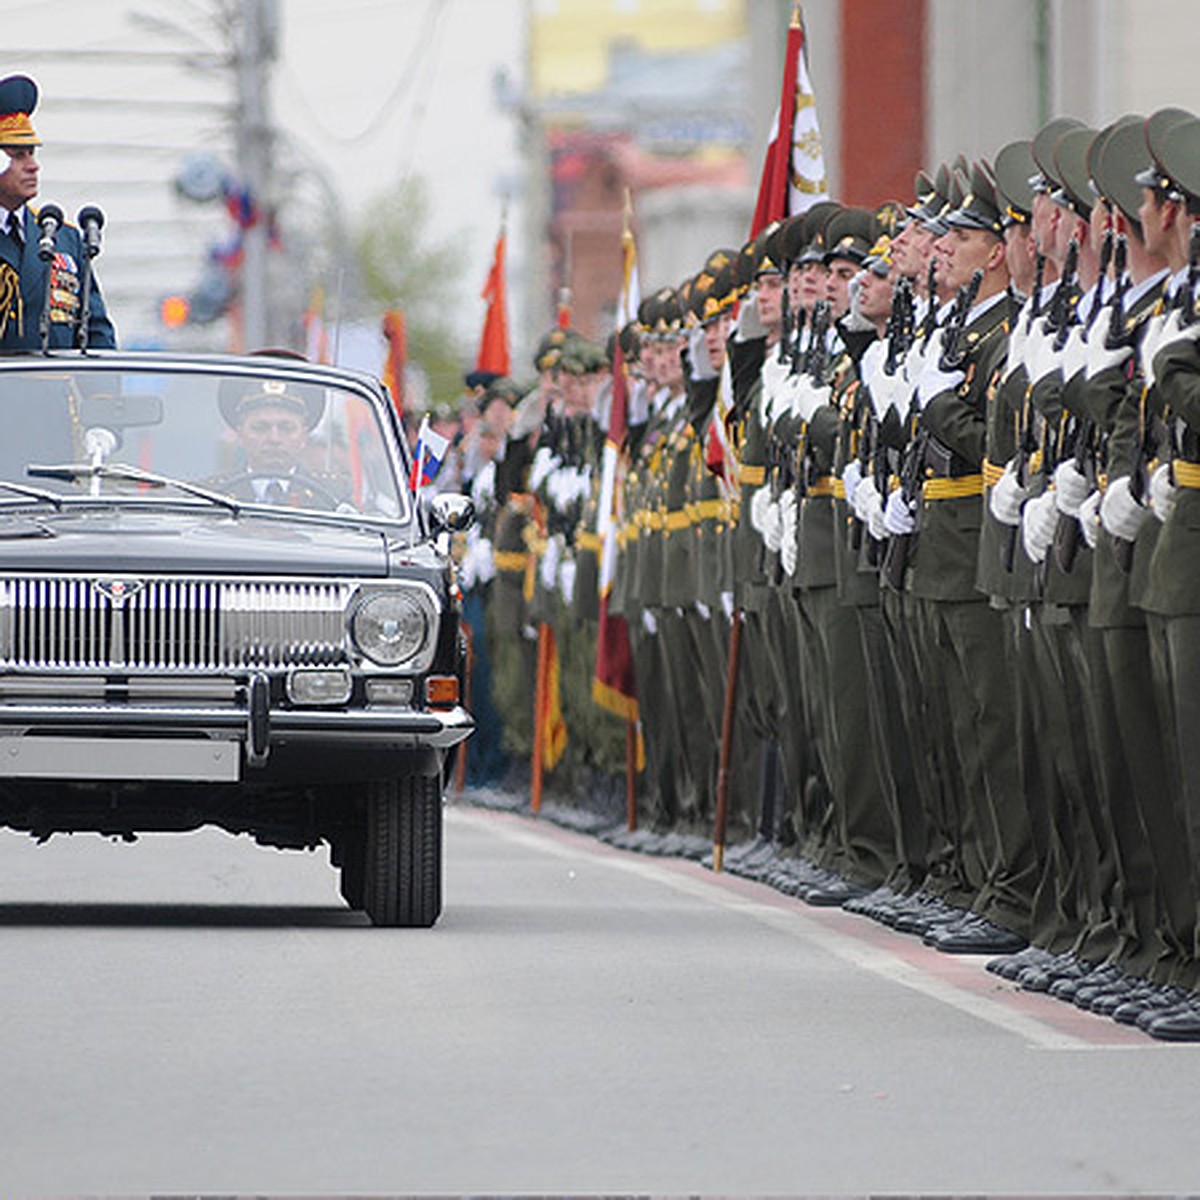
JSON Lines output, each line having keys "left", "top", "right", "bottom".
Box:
{"left": 338, "top": 818, "right": 367, "bottom": 911}
{"left": 363, "top": 774, "right": 442, "bottom": 927}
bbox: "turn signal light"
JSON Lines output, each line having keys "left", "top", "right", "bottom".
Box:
{"left": 425, "top": 676, "right": 459, "bottom": 708}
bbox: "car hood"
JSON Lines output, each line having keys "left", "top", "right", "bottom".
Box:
{"left": 0, "top": 507, "right": 395, "bottom": 576}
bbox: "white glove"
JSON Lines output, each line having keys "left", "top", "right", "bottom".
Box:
{"left": 989, "top": 461, "right": 1028, "bottom": 526}
{"left": 879, "top": 369, "right": 911, "bottom": 422}
{"left": 1053, "top": 459, "right": 1092, "bottom": 516}
{"left": 859, "top": 339, "right": 888, "bottom": 399}
{"left": 1003, "top": 312, "right": 1029, "bottom": 381}
{"left": 792, "top": 376, "right": 831, "bottom": 421}
{"left": 695, "top": 599, "right": 711, "bottom": 620}
{"left": 540, "top": 535, "right": 561, "bottom": 592}
{"left": 1099, "top": 475, "right": 1150, "bottom": 541}
{"left": 883, "top": 489, "right": 916, "bottom": 536}
{"left": 852, "top": 473, "right": 877, "bottom": 522}
{"left": 461, "top": 536, "right": 495, "bottom": 590}
{"left": 1021, "top": 316, "right": 1048, "bottom": 377}
{"left": 780, "top": 497, "right": 798, "bottom": 577}
{"left": 688, "top": 323, "right": 716, "bottom": 381}
{"left": 734, "top": 290, "right": 766, "bottom": 342}
{"left": 903, "top": 337, "right": 927, "bottom": 385}
{"left": 1148, "top": 461, "right": 1178, "bottom": 523}
{"left": 720, "top": 591, "right": 734, "bottom": 621}
{"left": 1139, "top": 311, "right": 1170, "bottom": 385}
{"left": 1061, "top": 325, "right": 1088, "bottom": 382}
{"left": 1025, "top": 318, "right": 1061, "bottom": 386}
{"left": 1078, "top": 488, "right": 1102, "bottom": 550}
{"left": 778, "top": 487, "right": 797, "bottom": 530}
{"left": 559, "top": 557, "right": 577, "bottom": 606}
{"left": 1154, "top": 307, "right": 1200, "bottom": 363}
{"left": 1021, "top": 491, "right": 1058, "bottom": 563}
{"left": 749, "top": 485, "right": 772, "bottom": 535}
{"left": 865, "top": 483, "right": 888, "bottom": 541}
{"left": 762, "top": 497, "right": 784, "bottom": 552}
{"left": 841, "top": 459, "right": 863, "bottom": 510}
{"left": 1085, "top": 326, "right": 1132, "bottom": 379}
{"left": 914, "top": 330, "right": 966, "bottom": 408}
{"left": 641, "top": 609, "right": 658, "bottom": 636}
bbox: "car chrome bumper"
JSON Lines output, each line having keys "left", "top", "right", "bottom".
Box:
{"left": 0, "top": 701, "right": 474, "bottom": 781}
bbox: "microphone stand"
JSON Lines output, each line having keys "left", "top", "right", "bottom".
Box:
{"left": 35, "top": 204, "right": 64, "bottom": 354}
{"left": 75, "top": 207, "right": 104, "bottom": 351}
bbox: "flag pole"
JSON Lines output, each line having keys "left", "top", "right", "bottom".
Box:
{"left": 712, "top": 608, "right": 743, "bottom": 872}
{"left": 625, "top": 719, "right": 637, "bottom": 832}
{"left": 531, "top": 620, "right": 550, "bottom": 814}
{"left": 453, "top": 621, "right": 473, "bottom": 795}
{"left": 621, "top": 187, "right": 638, "bottom": 833}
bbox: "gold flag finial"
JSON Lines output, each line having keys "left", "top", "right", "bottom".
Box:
{"left": 790, "top": 0, "right": 803, "bottom": 28}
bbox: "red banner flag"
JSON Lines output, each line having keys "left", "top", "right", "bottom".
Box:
{"left": 475, "top": 225, "right": 511, "bottom": 378}
{"left": 381, "top": 309, "right": 406, "bottom": 419}
{"left": 749, "top": 2, "right": 829, "bottom": 238}
{"left": 592, "top": 200, "right": 639, "bottom": 724}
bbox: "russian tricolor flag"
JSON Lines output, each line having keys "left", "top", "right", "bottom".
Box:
{"left": 408, "top": 415, "right": 451, "bottom": 491}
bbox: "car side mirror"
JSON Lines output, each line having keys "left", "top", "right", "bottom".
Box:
{"left": 428, "top": 492, "right": 475, "bottom": 534}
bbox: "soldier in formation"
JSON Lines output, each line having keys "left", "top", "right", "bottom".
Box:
{"left": 472, "top": 107, "right": 1200, "bottom": 1042}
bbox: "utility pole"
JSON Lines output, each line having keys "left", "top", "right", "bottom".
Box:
{"left": 235, "top": 0, "right": 277, "bottom": 349}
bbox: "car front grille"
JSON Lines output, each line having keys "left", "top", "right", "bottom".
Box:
{"left": 0, "top": 577, "right": 350, "bottom": 670}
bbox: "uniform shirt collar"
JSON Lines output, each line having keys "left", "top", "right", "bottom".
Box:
{"left": 965, "top": 288, "right": 1007, "bottom": 326}
{"left": 1126, "top": 267, "right": 1170, "bottom": 310}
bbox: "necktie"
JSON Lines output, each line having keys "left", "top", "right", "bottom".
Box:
{"left": 5, "top": 213, "right": 22, "bottom": 251}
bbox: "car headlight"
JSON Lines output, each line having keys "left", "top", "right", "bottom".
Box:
{"left": 350, "top": 588, "right": 437, "bottom": 668}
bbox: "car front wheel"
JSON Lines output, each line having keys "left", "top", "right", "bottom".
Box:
{"left": 362, "top": 774, "right": 443, "bottom": 927}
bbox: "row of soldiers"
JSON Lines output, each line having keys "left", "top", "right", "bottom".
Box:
{"left": 464, "top": 106, "right": 1200, "bottom": 1043}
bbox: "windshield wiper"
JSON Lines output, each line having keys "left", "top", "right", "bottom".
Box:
{"left": 26, "top": 461, "right": 244, "bottom": 514}
{"left": 0, "top": 480, "right": 65, "bottom": 509}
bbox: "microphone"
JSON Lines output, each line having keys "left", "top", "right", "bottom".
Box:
{"left": 77, "top": 205, "right": 105, "bottom": 258}
{"left": 36, "top": 203, "right": 64, "bottom": 261}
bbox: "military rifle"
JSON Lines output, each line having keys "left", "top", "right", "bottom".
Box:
{"left": 778, "top": 286, "right": 792, "bottom": 364}
{"left": 1026, "top": 252, "right": 1046, "bottom": 332}
{"left": 1001, "top": 254, "right": 1049, "bottom": 572}
{"left": 1050, "top": 238, "right": 1081, "bottom": 353}
{"left": 1085, "top": 228, "right": 1115, "bottom": 335}
{"left": 1053, "top": 234, "right": 1129, "bottom": 574}
{"left": 805, "top": 299, "right": 831, "bottom": 383}
{"left": 1182, "top": 221, "right": 1200, "bottom": 325}
{"left": 921, "top": 257, "right": 939, "bottom": 349}
{"left": 1112, "top": 225, "right": 1200, "bottom": 572}
{"left": 789, "top": 303, "right": 808, "bottom": 375}
{"left": 1029, "top": 244, "right": 1078, "bottom": 588}
{"left": 1104, "top": 233, "right": 1132, "bottom": 349}
{"left": 939, "top": 269, "right": 984, "bottom": 371}
{"left": 880, "top": 411, "right": 926, "bottom": 592}
{"left": 849, "top": 278, "right": 913, "bottom": 554}
{"left": 881, "top": 270, "right": 982, "bottom": 591}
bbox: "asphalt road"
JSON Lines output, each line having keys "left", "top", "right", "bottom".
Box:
{"left": 1, "top": 799, "right": 1197, "bottom": 1195}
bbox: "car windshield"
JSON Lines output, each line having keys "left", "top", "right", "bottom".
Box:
{"left": 0, "top": 364, "right": 408, "bottom": 522}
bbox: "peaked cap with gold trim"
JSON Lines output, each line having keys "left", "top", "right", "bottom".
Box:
{"left": 0, "top": 75, "right": 41, "bottom": 148}
{"left": 993, "top": 140, "right": 1037, "bottom": 226}
{"left": 218, "top": 378, "right": 326, "bottom": 430}
{"left": 945, "top": 162, "right": 1005, "bottom": 238}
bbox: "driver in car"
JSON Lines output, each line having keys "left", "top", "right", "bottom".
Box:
{"left": 216, "top": 380, "right": 350, "bottom": 509}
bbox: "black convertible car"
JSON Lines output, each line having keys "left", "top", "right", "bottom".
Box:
{"left": 0, "top": 350, "right": 473, "bottom": 926}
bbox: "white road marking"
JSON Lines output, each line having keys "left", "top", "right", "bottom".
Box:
{"left": 454, "top": 808, "right": 1160, "bottom": 1052}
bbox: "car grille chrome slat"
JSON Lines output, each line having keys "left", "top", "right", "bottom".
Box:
{"left": 0, "top": 578, "right": 349, "bottom": 670}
